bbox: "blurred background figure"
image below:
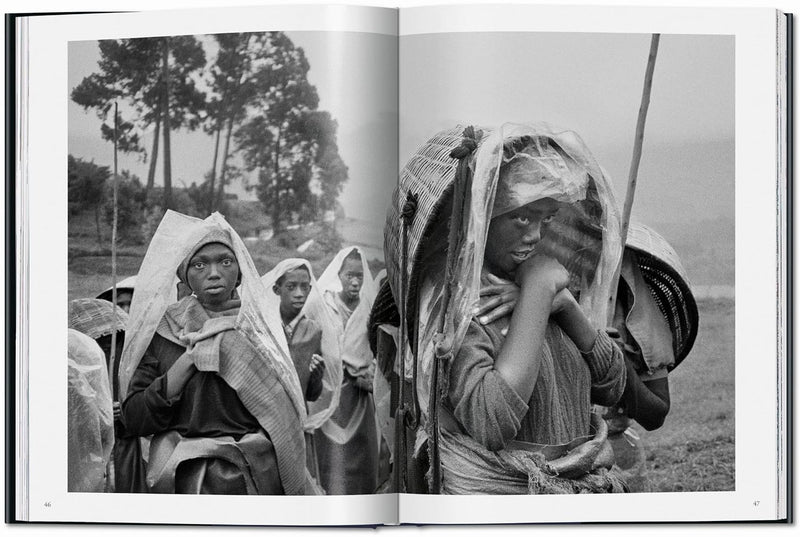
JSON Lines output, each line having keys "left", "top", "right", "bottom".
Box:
{"left": 68, "top": 298, "right": 148, "bottom": 492}
{"left": 67, "top": 328, "right": 115, "bottom": 492}
{"left": 316, "top": 247, "right": 381, "bottom": 494}
{"left": 604, "top": 223, "right": 699, "bottom": 492}
{"left": 96, "top": 276, "right": 136, "bottom": 313}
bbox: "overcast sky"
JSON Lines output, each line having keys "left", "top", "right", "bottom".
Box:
{"left": 400, "top": 32, "right": 734, "bottom": 227}
{"left": 68, "top": 31, "right": 398, "bottom": 226}
{"left": 69, "top": 31, "right": 733, "bottom": 230}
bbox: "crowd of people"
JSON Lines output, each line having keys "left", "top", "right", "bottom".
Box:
{"left": 68, "top": 213, "right": 388, "bottom": 495}
{"left": 67, "top": 122, "right": 698, "bottom": 496}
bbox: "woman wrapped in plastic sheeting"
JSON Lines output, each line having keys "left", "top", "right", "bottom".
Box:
{"left": 119, "top": 211, "right": 317, "bottom": 495}
{"left": 314, "top": 247, "right": 382, "bottom": 494}
{"left": 68, "top": 299, "right": 150, "bottom": 493}
{"left": 68, "top": 329, "right": 115, "bottom": 492}
{"left": 391, "top": 123, "right": 627, "bottom": 494}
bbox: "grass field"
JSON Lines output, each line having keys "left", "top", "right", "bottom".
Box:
{"left": 639, "top": 297, "right": 735, "bottom": 492}
{"left": 67, "top": 216, "right": 386, "bottom": 301}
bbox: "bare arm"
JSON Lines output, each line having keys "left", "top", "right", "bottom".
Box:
{"left": 493, "top": 255, "right": 568, "bottom": 403}
{"left": 620, "top": 361, "right": 670, "bottom": 430}
{"left": 550, "top": 290, "right": 598, "bottom": 352}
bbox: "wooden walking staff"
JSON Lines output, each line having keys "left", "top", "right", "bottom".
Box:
{"left": 606, "top": 34, "right": 661, "bottom": 324}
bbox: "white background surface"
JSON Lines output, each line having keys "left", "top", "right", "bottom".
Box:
{"left": 3, "top": 0, "right": 796, "bottom": 535}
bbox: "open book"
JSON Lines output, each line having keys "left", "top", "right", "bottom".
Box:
{"left": 8, "top": 3, "right": 791, "bottom": 526}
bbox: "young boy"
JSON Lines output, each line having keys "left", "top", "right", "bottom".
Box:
{"left": 266, "top": 259, "right": 329, "bottom": 482}
{"left": 272, "top": 262, "right": 326, "bottom": 403}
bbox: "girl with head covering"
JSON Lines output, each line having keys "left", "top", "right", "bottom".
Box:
{"left": 119, "top": 211, "right": 313, "bottom": 495}
{"left": 314, "top": 246, "right": 382, "bottom": 494}
{"left": 390, "top": 123, "right": 627, "bottom": 494}
{"left": 476, "top": 221, "right": 699, "bottom": 493}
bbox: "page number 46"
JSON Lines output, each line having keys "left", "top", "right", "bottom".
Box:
{"left": 43, "top": 501, "right": 51, "bottom": 508}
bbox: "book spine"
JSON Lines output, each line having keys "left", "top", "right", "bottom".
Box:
{"left": 780, "top": 9, "right": 794, "bottom": 525}
{"left": 5, "top": 13, "right": 30, "bottom": 525}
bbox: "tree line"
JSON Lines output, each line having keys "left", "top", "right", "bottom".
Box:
{"left": 71, "top": 32, "right": 348, "bottom": 233}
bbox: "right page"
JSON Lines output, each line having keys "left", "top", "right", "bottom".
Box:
{"left": 393, "top": 3, "right": 787, "bottom": 524}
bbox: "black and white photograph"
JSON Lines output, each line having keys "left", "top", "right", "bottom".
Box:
{"left": 390, "top": 31, "right": 732, "bottom": 495}
{"left": 67, "top": 30, "right": 397, "bottom": 496}
{"left": 66, "top": 27, "right": 733, "bottom": 498}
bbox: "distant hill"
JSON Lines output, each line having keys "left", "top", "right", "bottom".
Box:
{"left": 643, "top": 217, "right": 734, "bottom": 287}
{"left": 591, "top": 138, "right": 735, "bottom": 287}
{"left": 595, "top": 139, "right": 734, "bottom": 227}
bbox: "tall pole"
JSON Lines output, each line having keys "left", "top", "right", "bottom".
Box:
{"left": 161, "top": 37, "right": 173, "bottom": 210}
{"left": 109, "top": 102, "right": 119, "bottom": 399}
{"left": 107, "top": 101, "right": 120, "bottom": 493}
{"left": 607, "top": 34, "right": 660, "bottom": 324}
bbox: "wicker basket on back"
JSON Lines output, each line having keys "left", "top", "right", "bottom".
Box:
{"left": 384, "top": 127, "right": 487, "bottom": 349}
{"left": 625, "top": 222, "right": 699, "bottom": 367}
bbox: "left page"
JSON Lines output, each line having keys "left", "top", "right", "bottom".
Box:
{"left": 18, "top": 4, "right": 398, "bottom": 525}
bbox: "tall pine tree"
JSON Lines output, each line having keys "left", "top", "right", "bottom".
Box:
{"left": 235, "top": 33, "right": 347, "bottom": 232}
{"left": 71, "top": 36, "right": 206, "bottom": 209}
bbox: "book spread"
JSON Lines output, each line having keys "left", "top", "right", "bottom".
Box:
{"left": 6, "top": 3, "right": 792, "bottom": 526}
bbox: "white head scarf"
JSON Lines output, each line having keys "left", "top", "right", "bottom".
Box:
{"left": 317, "top": 246, "right": 377, "bottom": 377}
{"left": 118, "top": 211, "right": 306, "bottom": 421}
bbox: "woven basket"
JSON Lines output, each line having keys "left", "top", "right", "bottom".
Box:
{"left": 368, "top": 279, "right": 401, "bottom": 354}
{"left": 625, "top": 222, "right": 699, "bottom": 367}
{"left": 384, "top": 126, "right": 486, "bottom": 345}
{"left": 68, "top": 298, "right": 129, "bottom": 340}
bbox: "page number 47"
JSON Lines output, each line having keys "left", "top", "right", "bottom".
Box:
{"left": 753, "top": 501, "right": 760, "bottom": 507}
